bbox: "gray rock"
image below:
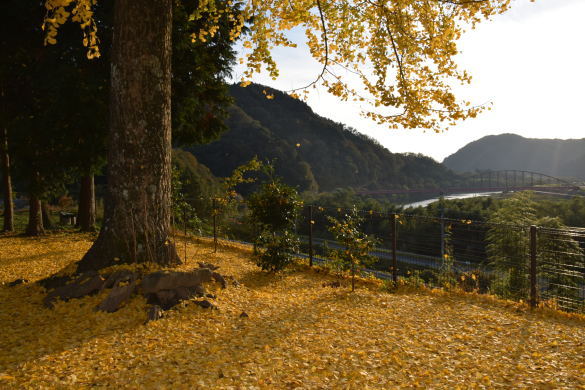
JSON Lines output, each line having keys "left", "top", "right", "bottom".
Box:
{"left": 96, "top": 280, "right": 137, "bottom": 313}
{"left": 198, "top": 261, "right": 219, "bottom": 270}
{"left": 145, "top": 305, "right": 163, "bottom": 323}
{"left": 154, "top": 289, "right": 179, "bottom": 309}
{"left": 212, "top": 272, "right": 227, "bottom": 289}
{"left": 8, "top": 278, "right": 29, "bottom": 287}
{"left": 175, "top": 285, "right": 206, "bottom": 300}
{"left": 44, "top": 273, "right": 105, "bottom": 308}
{"left": 100, "top": 270, "right": 137, "bottom": 292}
{"left": 141, "top": 269, "right": 212, "bottom": 294}
{"left": 194, "top": 299, "right": 216, "bottom": 309}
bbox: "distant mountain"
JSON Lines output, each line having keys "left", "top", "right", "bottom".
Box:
{"left": 442, "top": 134, "right": 585, "bottom": 179}
{"left": 187, "top": 84, "right": 459, "bottom": 193}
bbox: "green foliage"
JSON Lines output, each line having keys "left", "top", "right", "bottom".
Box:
{"left": 438, "top": 255, "right": 457, "bottom": 290}
{"left": 222, "top": 156, "right": 262, "bottom": 199}
{"left": 171, "top": 0, "right": 241, "bottom": 147}
{"left": 253, "top": 230, "right": 300, "bottom": 272}
{"left": 248, "top": 170, "right": 301, "bottom": 272}
{"left": 171, "top": 166, "right": 203, "bottom": 235}
{"left": 486, "top": 192, "right": 536, "bottom": 299}
{"left": 172, "top": 149, "right": 223, "bottom": 220}
{"left": 211, "top": 157, "right": 262, "bottom": 239}
{"left": 486, "top": 192, "right": 584, "bottom": 301}
{"left": 327, "top": 207, "right": 378, "bottom": 291}
{"left": 534, "top": 216, "right": 584, "bottom": 304}
{"left": 437, "top": 220, "right": 457, "bottom": 289}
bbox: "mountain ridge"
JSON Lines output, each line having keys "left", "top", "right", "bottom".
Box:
{"left": 186, "top": 83, "right": 460, "bottom": 193}
{"left": 442, "top": 133, "right": 585, "bottom": 179}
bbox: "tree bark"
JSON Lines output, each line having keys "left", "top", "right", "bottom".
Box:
{"left": 1, "top": 128, "right": 14, "bottom": 232}
{"left": 26, "top": 194, "right": 44, "bottom": 236}
{"left": 78, "top": 0, "right": 179, "bottom": 271}
{"left": 41, "top": 201, "right": 54, "bottom": 230}
{"left": 78, "top": 174, "right": 96, "bottom": 232}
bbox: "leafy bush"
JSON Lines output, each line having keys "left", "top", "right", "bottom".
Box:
{"left": 248, "top": 171, "right": 302, "bottom": 272}
{"left": 419, "top": 269, "right": 438, "bottom": 285}
{"left": 253, "top": 230, "right": 299, "bottom": 272}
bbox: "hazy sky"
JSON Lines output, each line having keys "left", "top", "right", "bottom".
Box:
{"left": 232, "top": 0, "right": 585, "bottom": 162}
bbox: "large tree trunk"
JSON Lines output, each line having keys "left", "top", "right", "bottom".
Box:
{"left": 41, "top": 201, "right": 54, "bottom": 230}
{"left": 78, "top": 0, "right": 179, "bottom": 271}
{"left": 78, "top": 174, "right": 96, "bottom": 232}
{"left": 26, "top": 194, "right": 44, "bottom": 236}
{"left": 1, "top": 128, "right": 14, "bottom": 232}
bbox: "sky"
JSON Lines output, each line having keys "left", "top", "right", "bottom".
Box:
{"left": 231, "top": 0, "right": 585, "bottom": 162}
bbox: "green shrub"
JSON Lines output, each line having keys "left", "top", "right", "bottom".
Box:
{"left": 253, "top": 229, "right": 299, "bottom": 272}
{"left": 248, "top": 173, "right": 302, "bottom": 272}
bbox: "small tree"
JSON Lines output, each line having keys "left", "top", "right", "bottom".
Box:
{"left": 486, "top": 192, "right": 536, "bottom": 299}
{"left": 534, "top": 216, "right": 584, "bottom": 307}
{"left": 438, "top": 223, "right": 457, "bottom": 289}
{"left": 486, "top": 192, "right": 584, "bottom": 302}
{"left": 327, "top": 207, "right": 378, "bottom": 291}
{"left": 248, "top": 165, "right": 301, "bottom": 272}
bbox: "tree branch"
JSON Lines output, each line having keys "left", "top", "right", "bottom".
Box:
{"left": 286, "top": 0, "right": 329, "bottom": 93}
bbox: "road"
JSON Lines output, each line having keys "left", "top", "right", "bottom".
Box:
{"left": 302, "top": 237, "right": 483, "bottom": 274}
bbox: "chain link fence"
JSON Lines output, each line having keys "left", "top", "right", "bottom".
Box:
{"left": 173, "top": 199, "right": 585, "bottom": 313}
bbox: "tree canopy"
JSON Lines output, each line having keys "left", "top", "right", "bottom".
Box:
{"left": 43, "top": 0, "right": 512, "bottom": 132}
{"left": 35, "top": 0, "right": 517, "bottom": 269}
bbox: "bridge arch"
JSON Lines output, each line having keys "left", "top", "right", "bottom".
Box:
{"left": 357, "top": 170, "right": 582, "bottom": 196}
{"left": 458, "top": 170, "right": 580, "bottom": 191}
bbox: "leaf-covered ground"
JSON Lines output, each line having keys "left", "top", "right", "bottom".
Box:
{"left": 1, "top": 233, "right": 584, "bottom": 389}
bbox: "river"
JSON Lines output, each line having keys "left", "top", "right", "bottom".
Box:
{"left": 402, "top": 191, "right": 503, "bottom": 209}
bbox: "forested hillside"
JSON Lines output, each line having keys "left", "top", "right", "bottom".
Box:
{"left": 186, "top": 84, "right": 459, "bottom": 193}
{"left": 443, "top": 134, "right": 585, "bottom": 179}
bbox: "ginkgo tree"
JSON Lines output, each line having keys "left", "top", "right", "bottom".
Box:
{"left": 42, "top": 0, "right": 514, "bottom": 270}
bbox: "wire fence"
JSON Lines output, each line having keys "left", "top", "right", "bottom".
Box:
{"left": 174, "top": 199, "right": 585, "bottom": 313}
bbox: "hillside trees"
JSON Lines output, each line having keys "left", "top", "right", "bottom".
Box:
{"left": 43, "top": 0, "right": 513, "bottom": 268}
{"left": 191, "top": 84, "right": 460, "bottom": 193}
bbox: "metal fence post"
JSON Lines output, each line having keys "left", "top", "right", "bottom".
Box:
{"left": 183, "top": 207, "right": 187, "bottom": 264}
{"left": 391, "top": 213, "right": 398, "bottom": 283}
{"left": 440, "top": 208, "right": 445, "bottom": 259}
{"left": 529, "top": 225, "right": 538, "bottom": 308}
{"left": 309, "top": 205, "right": 314, "bottom": 267}
{"left": 213, "top": 198, "right": 218, "bottom": 253}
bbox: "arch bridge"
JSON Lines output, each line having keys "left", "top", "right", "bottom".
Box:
{"left": 358, "top": 170, "right": 584, "bottom": 196}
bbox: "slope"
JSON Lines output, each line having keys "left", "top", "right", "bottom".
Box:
{"left": 1, "top": 234, "right": 584, "bottom": 388}
{"left": 188, "top": 84, "right": 459, "bottom": 193}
